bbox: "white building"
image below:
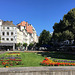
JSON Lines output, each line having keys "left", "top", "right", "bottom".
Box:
{"left": 0, "top": 20, "right": 16, "bottom": 50}
{"left": 16, "top": 21, "right": 38, "bottom": 45}
{"left": 0, "top": 20, "right": 38, "bottom": 51}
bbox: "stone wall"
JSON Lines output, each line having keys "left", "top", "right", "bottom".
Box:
{"left": 0, "top": 66, "right": 75, "bottom": 75}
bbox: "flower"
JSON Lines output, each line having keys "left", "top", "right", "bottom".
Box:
{"left": 40, "top": 57, "right": 75, "bottom": 66}
{"left": 6, "top": 66, "right": 9, "bottom": 68}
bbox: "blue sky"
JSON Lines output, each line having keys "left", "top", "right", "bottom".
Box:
{"left": 0, "top": 0, "right": 75, "bottom": 36}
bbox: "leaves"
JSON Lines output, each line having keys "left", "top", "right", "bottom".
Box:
{"left": 53, "top": 8, "right": 75, "bottom": 42}
{"left": 39, "top": 30, "right": 51, "bottom": 45}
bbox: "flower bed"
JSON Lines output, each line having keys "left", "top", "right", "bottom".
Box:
{"left": 0, "top": 52, "right": 23, "bottom": 67}
{"left": 6, "top": 52, "right": 20, "bottom": 56}
{"left": 40, "top": 57, "right": 75, "bottom": 66}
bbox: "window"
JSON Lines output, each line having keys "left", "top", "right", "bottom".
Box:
{"left": 6, "top": 38, "right": 9, "bottom": 41}
{"left": 7, "top": 32, "right": 9, "bottom": 35}
{"left": 2, "top": 32, "right": 5, "bottom": 36}
{"left": 7, "top": 27, "right": 9, "bottom": 29}
{"left": 11, "top": 32, "right": 13, "bottom": 35}
{"left": 2, "top": 38, "right": 5, "bottom": 40}
{"left": 11, "top": 38, "right": 13, "bottom": 41}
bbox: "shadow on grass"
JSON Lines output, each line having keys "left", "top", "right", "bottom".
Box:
{"left": 37, "top": 51, "right": 75, "bottom": 60}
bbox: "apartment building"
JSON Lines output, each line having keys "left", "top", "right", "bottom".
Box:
{"left": 17, "top": 21, "right": 38, "bottom": 45}
{"left": 0, "top": 20, "right": 38, "bottom": 51}
{"left": 0, "top": 20, "right": 16, "bottom": 50}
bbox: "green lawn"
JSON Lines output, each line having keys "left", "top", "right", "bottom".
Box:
{"left": 0, "top": 51, "right": 75, "bottom": 67}
{"left": 37, "top": 51, "right": 75, "bottom": 61}
{"left": 20, "top": 52, "right": 45, "bottom": 67}
{"left": 0, "top": 52, "right": 45, "bottom": 67}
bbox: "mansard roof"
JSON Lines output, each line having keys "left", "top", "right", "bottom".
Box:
{"left": 2, "top": 21, "right": 16, "bottom": 27}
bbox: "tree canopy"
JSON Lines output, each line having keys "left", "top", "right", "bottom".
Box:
{"left": 39, "top": 30, "right": 51, "bottom": 46}
{"left": 23, "top": 43, "right": 27, "bottom": 47}
{"left": 53, "top": 8, "right": 75, "bottom": 42}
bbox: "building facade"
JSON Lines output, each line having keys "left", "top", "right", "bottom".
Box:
{"left": 0, "top": 20, "right": 16, "bottom": 50}
{"left": 17, "top": 21, "right": 38, "bottom": 45}
{"left": 0, "top": 20, "right": 38, "bottom": 51}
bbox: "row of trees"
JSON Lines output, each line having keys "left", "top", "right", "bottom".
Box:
{"left": 36, "top": 30, "right": 52, "bottom": 48}
{"left": 16, "top": 43, "right": 34, "bottom": 50}
{"left": 53, "top": 8, "right": 75, "bottom": 43}
{"left": 37, "top": 8, "right": 75, "bottom": 48}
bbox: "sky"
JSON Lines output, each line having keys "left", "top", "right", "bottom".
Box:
{"left": 0, "top": 0, "right": 75, "bottom": 36}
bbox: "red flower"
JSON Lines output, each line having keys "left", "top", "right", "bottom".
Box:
{"left": 57, "top": 63, "right": 60, "bottom": 66}
{"left": 2, "top": 62, "right": 6, "bottom": 65}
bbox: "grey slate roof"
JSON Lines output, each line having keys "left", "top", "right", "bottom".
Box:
{"left": 2, "top": 21, "right": 16, "bottom": 27}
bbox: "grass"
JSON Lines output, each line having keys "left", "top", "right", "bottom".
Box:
{"left": 0, "top": 52, "right": 45, "bottom": 67}
{"left": 37, "top": 51, "right": 75, "bottom": 61}
{"left": 20, "top": 52, "right": 45, "bottom": 67}
{"left": 0, "top": 51, "right": 75, "bottom": 67}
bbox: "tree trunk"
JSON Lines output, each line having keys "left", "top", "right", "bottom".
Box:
{"left": 74, "top": 35, "right": 75, "bottom": 45}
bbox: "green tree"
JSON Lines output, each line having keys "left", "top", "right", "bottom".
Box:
{"left": 16, "top": 43, "right": 22, "bottom": 47}
{"left": 62, "top": 30, "right": 74, "bottom": 41}
{"left": 0, "top": 37, "right": 1, "bottom": 43}
{"left": 23, "top": 43, "right": 27, "bottom": 48}
{"left": 28, "top": 43, "right": 34, "bottom": 50}
{"left": 29, "top": 43, "right": 34, "bottom": 47}
{"left": 53, "top": 8, "right": 75, "bottom": 43}
{"left": 39, "top": 30, "right": 51, "bottom": 46}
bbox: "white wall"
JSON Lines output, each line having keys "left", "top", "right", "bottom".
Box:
{"left": 16, "top": 28, "right": 23, "bottom": 44}
{"left": 1, "top": 26, "right": 16, "bottom": 43}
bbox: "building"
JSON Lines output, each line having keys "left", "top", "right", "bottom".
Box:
{"left": 0, "top": 20, "right": 38, "bottom": 51}
{"left": 17, "top": 21, "right": 38, "bottom": 45}
{"left": 0, "top": 20, "right": 16, "bottom": 50}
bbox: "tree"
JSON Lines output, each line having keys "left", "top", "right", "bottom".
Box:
{"left": 0, "top": 37, "right": 1, "bottom": 43}
{"left": 62, "top": 30, "right": 74, "bottom": 41}
{"left": 53, "top": 8, "right": 75, "bottom": 44}
{"left": 23, "top": 43, "right": 27, "bottom": 50}
{"left": 16, "top": 43, "right": 22, "bottom": 47}
{"left": 23, "top": 43, "right": 27, "bottom": 48}
{"left": 28, "top": 43, "right": 34, "bottom": 50}
{"left": 39, "top": 30, "right": 51, "bottom": 46}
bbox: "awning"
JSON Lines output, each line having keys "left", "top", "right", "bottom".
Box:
{"left": 0, "top": 43, "right": 13, "bottom": 46}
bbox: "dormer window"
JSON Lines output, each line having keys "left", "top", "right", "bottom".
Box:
{"left": 7, "top": 27, "right": 9, "bottom": 29}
